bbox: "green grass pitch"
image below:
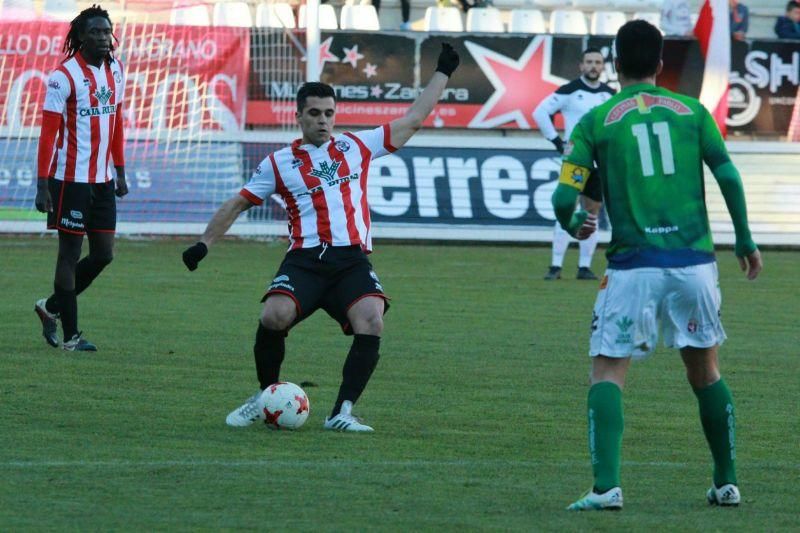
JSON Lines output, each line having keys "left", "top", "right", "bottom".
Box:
{"left": 1, "top": 236, "right": 797, "bottom": 530}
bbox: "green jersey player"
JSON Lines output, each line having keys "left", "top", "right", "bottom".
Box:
{"left": 552, "top": 20, "right": 763, "bottom": 511}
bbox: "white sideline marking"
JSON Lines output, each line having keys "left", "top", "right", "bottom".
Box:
{"left": 1, "top": 459, "right": 795, "bottom": 469}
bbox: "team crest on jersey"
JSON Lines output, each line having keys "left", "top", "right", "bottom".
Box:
{"left": 95, "top": 86, "right": 113, "bottom": 105}
{"left": 335, "top": 140, "right": 351, "bottom": 153}
{"left": 113, "top": 71, "right": 122, "bottom": 84}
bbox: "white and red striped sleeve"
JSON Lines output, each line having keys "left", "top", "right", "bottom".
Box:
{"left": 240, "top": 154, "right": 276, "bottom": 205}
{"left": 350, "top": 124, "right": 397, "bottom": 159}
{"left": 42, "top": 69, "right": 70, "bottom": 114}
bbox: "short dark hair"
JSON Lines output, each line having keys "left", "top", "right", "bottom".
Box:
{"left": 581, "top": 47, "right": 603, "bottom": 59}
{"left": 615, "top": 20, "right": 663, "bottom": 79}
{"left": 787, "top": 1, "right": 800, "bottom": 11}
{"left": 296, "top": 82, "right": 336, "bottom": 113}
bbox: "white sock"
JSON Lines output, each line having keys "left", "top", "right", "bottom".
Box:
{"left": 578, "top": 230, "right": 598, "bottom": 268}
{"left": 551, "top": 222, "right": 571, "bottom": 268}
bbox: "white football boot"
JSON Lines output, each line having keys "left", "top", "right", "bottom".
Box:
{"left": 225, "top": 390, "right": 263, "bottom": 427}
{"left": 567, "top": 487, "right": 623, "bottom": 511}
{"left": 707, "top": 484, "right": 740, "bottom": 506}
{"left": 323, "top": 400, "right": 374, "bottom": 432}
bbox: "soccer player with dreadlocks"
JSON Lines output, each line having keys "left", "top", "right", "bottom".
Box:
{"left": 34, "top": 4, "right": 128, "bottom": 351}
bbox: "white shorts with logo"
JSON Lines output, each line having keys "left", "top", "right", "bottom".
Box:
{"left": 589, "top": 263, "right": 726, "bottom": 359}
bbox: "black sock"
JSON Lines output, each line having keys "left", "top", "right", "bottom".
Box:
{"left": 55, "top": 284, "right": 78, "bottom": 340}
{"left": 254, "top": 323, "right": 286, "bottom": 390}
{"left": 331, "top": 334, "right": 380, "bottom": 418}
{"left": 45, "top": 255, "right": 110, "bottom": 314}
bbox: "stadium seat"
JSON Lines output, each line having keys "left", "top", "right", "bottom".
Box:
{"left": 298, "top": 4, "right": 338, "bottom": 30}
{"left": 533, "top": 0, "right": 571, "bottom": 7}
{"left": 508, "top": 9, "right": 547, "bottom": 34}
{"left": 466, "top": 7, "right": 505, "bottom": 33}
{"left": 571, "top": 0, "right": 610, "bottom": 8}
{"left": 549, "top": 10, "right": 588, "bottom": 35}
{"left": 169, "top": 3, "right": 211, "bottom": 26}
{"left": 633, "top": 11, "right": 661, "bottom": 28}
{"left": 591, "top": 11, "right": 627, "bottom": 35}
{"left": 423, "top": 7, "right": 464, "bottom": 32}
{"left": 255, "top": 2, "right": 296, "bottom": 28}
{"left": 42, "top": 0, "right": 77, "bottom": 21}
{"left": 611, "top": 0, "right": 662, "bottom": 9}
{"left": 213, "top": 1, "right": 253, "bottom": 27}
{"left": 1, "top": 0, "right": 37, "bottom": 20}
{"left": 340, "top": 4, "right": 380, "bottom": 30}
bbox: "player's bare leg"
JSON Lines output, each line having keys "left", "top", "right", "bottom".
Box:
{"left": 325, "top": 296, "right": 384, "bottom": 432}
{"left": 568, "top": 355, "right": 629, "bottom": 510}
{"left": 577, "top": 196, "right": 601, "bottom": 280}
{"left": 226, "top": 294, "right": 297, "bottom": 427}
{"left": 681, "top": 345, "right": 740, "bottom": 506}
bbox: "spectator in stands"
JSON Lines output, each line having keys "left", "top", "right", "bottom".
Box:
{"left": 775, "top": 1, "right": 800, "bottom": 39}
{"left": 661, "top": 0, "right": 693, "bottom": 36}
{"left": 372, "top": 0, "right": 411, "bottom": 30}
{"left": 730, "top": 0, "right": 748, "bottom": 40}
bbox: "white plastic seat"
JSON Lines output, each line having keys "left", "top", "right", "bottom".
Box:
{"left": 549, "top": 10, "right": 588, "bottom": 35}
{"left": 255, "top": 2, "right": 296, "bottom": 28}
{"left": 508, "top": 9, "right": 547, "bottom": 34}
{"left": 633, "top": 11, "right": 661, "bottom": 27}
{"left": 533, "top": 0, "right": 571, "bottom": 7}
{"left": 612, "top": 0, "right": 662, "bottom": 9}
{"left": 298, "top": 4, "right": 338, "bottom": 30}
{"left": 170, "top": 3, "right": 211, "bottom": 26}
{"left": 571, "top": 0, "right": 610, "bottom": 8}
{"left": 340, "top": 4, "right": 380, "bottom": 30}
{"left": 42, "top": 0, "right": 77, "bottom": 20}
{"left": 466, "top": 7, "right": 504, "bottom": 33}
{"left": 591, "top": 11, "right": 627, "bottom": 35}
{"left": 213, "top": 1, "right": 253, "bottom": 27}
{"left": 1, "top": 0, "right": 37, "bottom": 20}
{"left": 423, "top": 6, "right": 463, "bottom": 32}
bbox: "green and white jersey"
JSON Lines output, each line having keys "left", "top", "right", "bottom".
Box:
{"left": 561, "top": 83, "right": 731, "bottom": 268}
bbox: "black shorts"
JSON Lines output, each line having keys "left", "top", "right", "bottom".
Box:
{"left": 263, "top": 245, "right": 389, "bottom": 335}
{"left": 47, "top": 180, "right": 116, "bottom": 235}
{"left": 580, "top": 168, "right": 602, "bottom": 203}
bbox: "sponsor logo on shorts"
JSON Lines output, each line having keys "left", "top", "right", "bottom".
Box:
{"left": 687, "top": 319, "right": 698, "bottom": 333}
{"left": 70, "top": 210, "right": 83, "bottom": 220}
{"left": 615, "top": 316, "right": 633, "bottom": 344}
{"left": 273, "top": 275, "right": 289, "bottom": 283}
{"left": 268, "top": 274, "right": 294, "bottom": 292}
{"left": 590, "top": 311, "right": 599, "bottom": 333}
{"left": 645, "top": 225, "right": 679, "bottom": 234}
{"left": 60, "top": 218, "right": 84, "bottom": 230}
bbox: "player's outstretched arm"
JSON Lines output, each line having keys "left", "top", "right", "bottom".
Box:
{"left": 388, "top": 42, "right": 459, "bottom": 149}
{"left": 712, "top": 161, "right": 762, "bottom": 280}
{"left": 552, "top": 183, "right": 595, "bottom": 240}
{"left": 182, "top": 194, "right": 252, "bottom": 271}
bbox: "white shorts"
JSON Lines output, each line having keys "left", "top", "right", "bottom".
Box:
{"left": 589, "top": 263, "right": 726, "bottom": 359}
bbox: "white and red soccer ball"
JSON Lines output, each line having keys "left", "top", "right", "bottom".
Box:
{"left": 258, "top": 382, "right": 310, "bottom": 430}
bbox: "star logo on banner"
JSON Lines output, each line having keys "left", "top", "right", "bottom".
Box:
{"left": 370, "top": 84, "right": 384, "bottom": 98}
{"left": 465, "top": 36, "right": 568, "bottom": 129}
{"left": 301, "top": 36, "right": 340, "bottom": 71}
{"left": 363, "top": 62, "right": 378, "bottom": 79}
{"left": 342, "top": 44, "right": 364, "bottom": 68}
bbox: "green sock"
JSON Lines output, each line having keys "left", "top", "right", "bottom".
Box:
{"left": 694, "top": 379, "right": 737, "bottom": 487}
{"left": 588, "top": 381, "right": 624, "bottom": 493}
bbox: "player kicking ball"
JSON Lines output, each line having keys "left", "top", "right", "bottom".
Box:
{"left": 552, "top": 20, "right": 762, "bottom": 510}
{"left": 182, "top": 44, "right": 460, "bottom": 432}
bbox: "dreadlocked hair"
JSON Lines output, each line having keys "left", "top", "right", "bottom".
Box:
{"left": 63, "top": 4, "right": 117, "bottom": 60}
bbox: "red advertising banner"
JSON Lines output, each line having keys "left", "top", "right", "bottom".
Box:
{"left": 0, "top": 21, "right": 249, "bottom": 132}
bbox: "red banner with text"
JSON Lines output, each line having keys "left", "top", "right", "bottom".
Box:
{"left": 0, "top": 21, "right": 249, "bottom": 132}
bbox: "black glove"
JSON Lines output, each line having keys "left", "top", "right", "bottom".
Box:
{"left": 182, "top": 242, "right": 208, "bottom": 271}
{"left": 435, "top": 42, "right": 460, "bottom": 77}
{"left": 550, "top": 137, "right": 565, "bottom": 155}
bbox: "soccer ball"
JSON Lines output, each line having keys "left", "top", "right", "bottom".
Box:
{"left": 258, "top": 382, "right": 310, "bottom": 430}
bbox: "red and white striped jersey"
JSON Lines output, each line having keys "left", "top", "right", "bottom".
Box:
{"left": 42, "top": 54, "right": 125, "bottom": 183}
{"left": 241, "top": 124, "right": 397, "bottom": 252}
